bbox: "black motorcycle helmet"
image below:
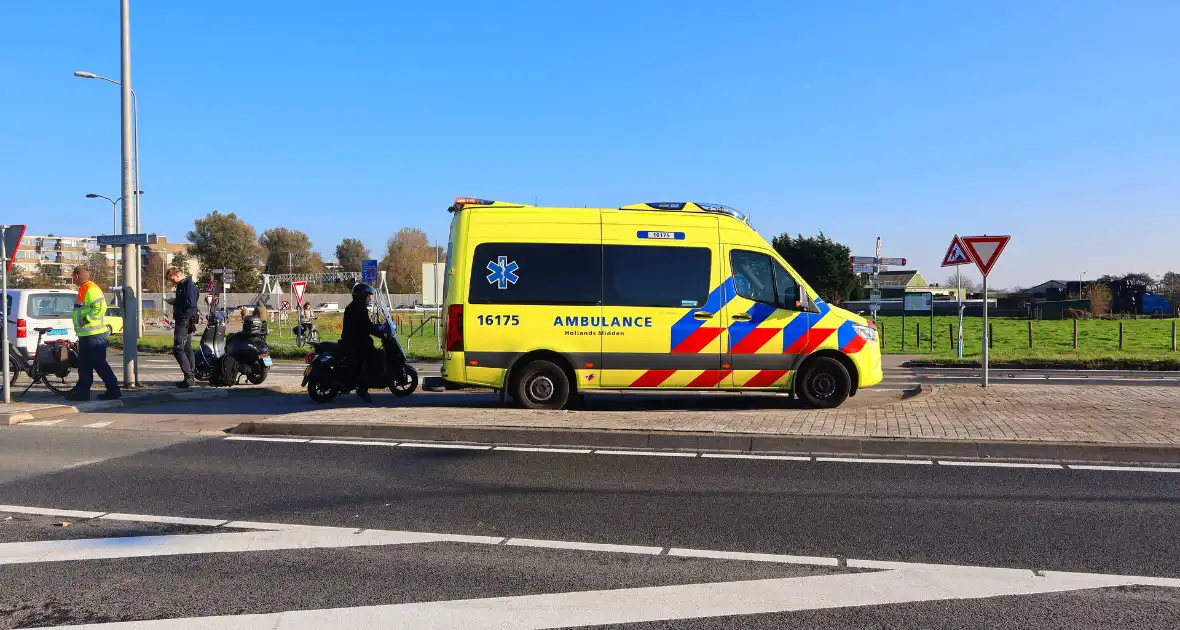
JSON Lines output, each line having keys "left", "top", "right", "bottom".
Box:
{"left": 352, "top": 282, "right": 376, "bottom": 301}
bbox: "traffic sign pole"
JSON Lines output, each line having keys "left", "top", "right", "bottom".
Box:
{"left": 1, "top": 228, "right": 9, "bottom": 404}
{"left": 982, "top": 273, "right": 988, "bottom": 387}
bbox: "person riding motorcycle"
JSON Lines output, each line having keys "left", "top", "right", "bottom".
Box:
{"left": 339, "top": 283, "right": 385, "bottom": 403}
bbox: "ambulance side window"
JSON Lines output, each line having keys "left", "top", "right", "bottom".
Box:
{"left": 773, "top": 262, "right": 798, "bottom": 309}
{"left": 468, "top": 242, "right": 601, "bottom": 305}
{"left": 603, "top": 245, "right": 710, "bottom": 308}
{"left": 729, "top": 250, "right": 776, "bottom": 305}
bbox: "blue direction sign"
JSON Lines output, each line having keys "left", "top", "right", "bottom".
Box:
{"left": 361, "top": 259, "right": 379, "bottom": 284}
{"left": 96, "top": 233, "right": 159, "bottom": 246}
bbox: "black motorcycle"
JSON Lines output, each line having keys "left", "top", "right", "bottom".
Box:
{"left": 194, "top": 310, "right": 272, "bottom": 386}
{"left": 302, "top": 323, "right": 418, "bottom": 402}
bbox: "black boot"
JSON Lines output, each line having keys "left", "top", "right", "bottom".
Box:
{"left": 357, "top": 388, "right": 373, "bottom": 403}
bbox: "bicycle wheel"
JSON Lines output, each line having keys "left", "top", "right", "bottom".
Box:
{"left": 40, "top": 349, "right": 79, "bottom": 395}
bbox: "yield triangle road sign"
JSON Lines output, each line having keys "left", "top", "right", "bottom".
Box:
{"left": 961, "top": 235, "right": 1011, "bottom": 277}
{"left": 292, "top": 281, "right": 308, "bottom": 305}
{"left": 940, "top": 234, "right": 972, "bottom": 267}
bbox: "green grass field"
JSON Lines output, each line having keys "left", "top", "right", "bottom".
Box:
{"left": 875, "top": 315, "right": 1180, "bottom": 369}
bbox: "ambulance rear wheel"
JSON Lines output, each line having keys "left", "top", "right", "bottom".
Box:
{"left": 797, "top": 356, "right": 850, "bottom": 409}
{"left": 513, "top": 360, "right": 569, "bottom": 410}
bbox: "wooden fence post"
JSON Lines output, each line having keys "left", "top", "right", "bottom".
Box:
{"left": 949, "top": 324, "right": 954, "bottom": 350}
{"left": 1073, "top": 319, "right": 1078, "bottom": 350}
{"left": 1173, "top": 320, "right": 1177, "bottom": 352}
{"left": 1119, "top": 321, "right": 1124, "bottom": 350}
{"left": 989, "top": 323, "right": 994, "bottom": 349}
{"left": 1028, "top": 320, "right": 1033, "bottom": 349}
{"left": 916, "top": 323, "right": 921, "bottom": 350}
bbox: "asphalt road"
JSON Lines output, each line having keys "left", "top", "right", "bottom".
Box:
{"left": 2, "top": 428, "right": 1180, "bottom": 628}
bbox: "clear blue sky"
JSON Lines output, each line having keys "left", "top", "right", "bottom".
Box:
{"left": 2, "top": 1, "right": 1177, "bottom": 287}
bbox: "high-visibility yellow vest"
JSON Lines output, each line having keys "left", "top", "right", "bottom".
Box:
{"left": 73, "top": 280, "right": 107, "bottom": 337}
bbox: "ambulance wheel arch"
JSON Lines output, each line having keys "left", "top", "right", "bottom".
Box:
{"left": 506, "top": 349, "right": 578, "bottom": 410}
{"left": 794, "top": 350, "right": 858, "bottom": 408}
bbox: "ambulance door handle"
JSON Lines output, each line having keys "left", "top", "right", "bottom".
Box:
{"left": 693, "top": 311, "right": 715, "bottom": 320}
{"left": 730, "top": 313, "right": 752, "bottom": 321}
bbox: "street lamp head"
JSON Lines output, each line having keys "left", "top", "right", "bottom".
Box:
{"left": 73, "top": 71, "right": 99, "bottom": 79}
{"left": 85, "top": 193, "right": 100, "bottom": 198}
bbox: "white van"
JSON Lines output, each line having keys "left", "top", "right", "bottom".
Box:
{"left": 4, "top": 289, "right": 77, "bottom": 355}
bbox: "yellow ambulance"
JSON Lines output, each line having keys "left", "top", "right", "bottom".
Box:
{"left": 440, "top": 198, "right": 882, "bottom": 409}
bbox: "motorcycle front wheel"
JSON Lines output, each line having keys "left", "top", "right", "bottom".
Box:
{"left": 307, "top": 377, "right": 337, "bottom": 403}
{"left": 390, "top": 368, "right": 418, "bottom": 397}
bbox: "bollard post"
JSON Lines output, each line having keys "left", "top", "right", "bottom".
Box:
{"left": 1028, "top": 320, "right": 1033, "bottom": 349}
{"left": 1073, "top": 319, "right": 1079, "bottom": 350}
{"left": 1119, "top": 321, "right": 1124, "bottom": 350}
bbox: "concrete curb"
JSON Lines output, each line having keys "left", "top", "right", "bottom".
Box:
{"left": 2, "top": 386, "right": 287, "bottom": 425}
{"left": 231, "top": 421, "right": 1180, "bottom": 464}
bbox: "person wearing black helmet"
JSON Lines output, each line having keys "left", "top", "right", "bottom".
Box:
{"left": 340, "top": 283, "right": 383, "bottom": 402}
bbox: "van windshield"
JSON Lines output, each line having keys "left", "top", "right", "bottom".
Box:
{"left": 27, "top": 293, "right": 75, "bottom": 319}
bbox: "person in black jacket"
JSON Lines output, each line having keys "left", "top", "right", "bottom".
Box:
{"left": 167, "top": 267, "right": 200, "bottom": 388}
{"left": 340, "top": 283, "right": 383, "bottom": 402}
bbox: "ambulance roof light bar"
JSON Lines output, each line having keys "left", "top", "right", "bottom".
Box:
{"left": 637, "top": 202, "right": 749, "bottom": 224}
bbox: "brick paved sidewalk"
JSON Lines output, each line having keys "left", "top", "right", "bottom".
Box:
{"left": 254, "top": 385, "right": 1180, "bottom": 446}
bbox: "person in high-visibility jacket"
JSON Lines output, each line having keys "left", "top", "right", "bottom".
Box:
{"left": 66, "top": 265, "right": 121, "bottom": 401}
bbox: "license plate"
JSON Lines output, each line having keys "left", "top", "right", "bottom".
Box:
{"left": 261, "top": 356, "right": 273, "bottom": 366}
{"left": 49, "top": 328, "right": 68, "bottom": 335}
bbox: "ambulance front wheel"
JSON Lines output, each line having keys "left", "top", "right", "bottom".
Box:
{"left": 513, "top": 360, "right": 570, "bottom": 410}
{"left": 797, "top": 356, "right": 851, "bottom": 409}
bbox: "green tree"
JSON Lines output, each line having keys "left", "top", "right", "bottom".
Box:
{"left": 1087, "top": 283, "right": 1112, "bottom": 316}
{"left": 259, "top": 227, "right": 315, "bottom": 275}
{"left": 334, "top": 238, "right": 371, "bottom": 272}
{"left": 380, "top": 228, "right": 443, "bottom": 294}
{"left": 5, "top": 265, "right": 36, "bottom": 288}
{"left": 86, "top": 252, "right": 115, "bottom": 290}
{"left": 170, "top": 250, "right": 192, "bottom": 275}
{"left": 769, "top": 233, "right": 862, "bottom": 304}
{"left": 187, "top": 211, "right": 266, "bottom": 292}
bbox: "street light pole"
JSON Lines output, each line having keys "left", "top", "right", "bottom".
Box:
{"left": 75, "top": 67, "right": 143, "bottom": 340}
{"left": 85, "top": 194, "right": 121, "bottom": 283}
{"left": 118, "top": 0, "right": 139, "bottom": 387}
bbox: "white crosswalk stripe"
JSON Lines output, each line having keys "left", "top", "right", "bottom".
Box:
{"left": 3, "top": 505, "right": 1178, "bottom": 629}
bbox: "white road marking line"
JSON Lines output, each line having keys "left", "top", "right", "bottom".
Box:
{"left": 493, "top": 446, "right": 594, "bottom": 454}
{"left": 0, "top": 529, "right": 496, "bottom": 566}
{"left": 223, "top": 436, "right": 309, "bottom": 443}
{"left": 60, "top": 567, "right": 1180, "bottom": 629}
{"left": 505, "top": 538, "right": 663, "bottom": 555}
{"left": 668, "top": 548, "right": 839, "bottom": 567}
{"left": 20, "top": 419, "right": 65, "bottom": 426}
{"left": 221, "top": 521, "right": 362, "bottom": 534}
{"left": 594, "top": 450, "right": 698, "bottom": 457}
{"left": 938, "top": 461, "right": 1063, "bottom": 469}
{"left": 399, "top": 442, "right": 492, "bottom": 450}
{"left": 99, "top": 513, "right": 227, "bottom": 527}
{"left": 1069, "top": 465, "right": 1180, "bottom": 473}
{"left": 308, "top": 439, "right": 401, "bottom": 447}
{"left": 82, "top": 421, "right": 114, "bottom": 429}
{"left": 816, "top": 457, "right": 933, "bottom": 465}
{"left": 700, "top": 453, "right": 812, "bottom": 461}
{"left": 0, "top": 505, "right": 106, "bottom": 518}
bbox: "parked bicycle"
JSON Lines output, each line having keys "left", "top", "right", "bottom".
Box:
{"left": 3, "top": 325, "right": 80, "bottom": 397}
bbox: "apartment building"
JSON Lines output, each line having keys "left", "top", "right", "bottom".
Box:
{"left": 11, "top": 233, "right": 198, "bottom": 286}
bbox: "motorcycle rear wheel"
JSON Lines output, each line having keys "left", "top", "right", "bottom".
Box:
{"left": 307, "top": 377, "right": 337, "bottom": 403}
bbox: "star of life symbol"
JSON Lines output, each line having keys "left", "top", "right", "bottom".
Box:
{"left": 486, "top": 255, "right": 519, "bottom": 289}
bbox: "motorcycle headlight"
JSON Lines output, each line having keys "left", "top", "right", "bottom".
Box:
{"left": 852, "top": 323, "right": 878, "bottom": 342}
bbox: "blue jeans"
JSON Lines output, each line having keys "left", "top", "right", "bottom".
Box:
{"left": 76, "top": 333, "right": 120, "bottom": 397}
